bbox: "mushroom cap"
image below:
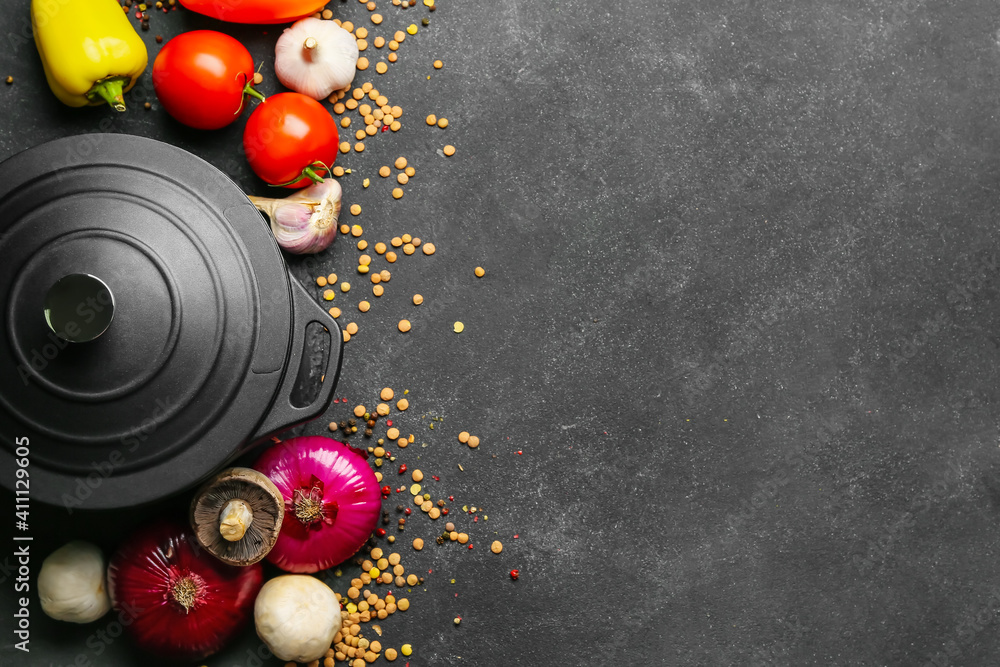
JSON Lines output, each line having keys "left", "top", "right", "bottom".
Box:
{"left": 190, "top": 467, "right": 284, "bottom": 566}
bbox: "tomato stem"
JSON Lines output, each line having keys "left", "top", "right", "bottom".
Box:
{"left": 243, "top": 82, "right": 266, "bottom": 104}
{"left": 302, "top": 166, "right": 326, "bottom": 184}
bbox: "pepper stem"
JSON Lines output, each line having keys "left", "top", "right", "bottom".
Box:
{"left": 87, "top": 77, "right": 128, "bottom": 112}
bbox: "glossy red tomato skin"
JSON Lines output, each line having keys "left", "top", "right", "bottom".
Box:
{"left": 153, "top": 31, "right": 257, "bottom": 130}
{"left": 243, "top": 93, "right": 340, "bottom": 189}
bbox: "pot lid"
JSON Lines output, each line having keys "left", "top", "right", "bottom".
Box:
{"left": 0, "top": 134, "right": 335, "bottom": 508}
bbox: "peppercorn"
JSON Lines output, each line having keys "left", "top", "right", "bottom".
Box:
{"left": 435, "top": 535, "right": 445, "bottom": 545}
{"left": 365, "top": 428, "right": 373, "bottom": 437}
{"left": 418, "top": 577, "right": 424, "bottom": 584}
{"left": 381, "top": 516, "right": 390, "bottom": 526}
{"left": 155, "top": 34, "right": 163, "bottom": 43}
{"left": 437, "top": 499, "right": 445, "bottom": 507}
{"left": 376, "top": 528, "right": 387, "bottom": 537}
{"left": 367, "top": 419, "right": 376, "bottom": 428}
{"left": 4, "top": 76, "right": 12, "bottom": 85}
{"left": 351, "top": 426, "right": 358, "bottom": 433}
{"left": 510, "top": 569, "right": 519, "bottom": 581}
{"left": 396, "top": 505, "right": 404, "bottom": 512}
{"left": 442, "top": 508, "right": 449, "bottom": 515}
{"left": 349, "top": 418, "right": 357, "bottom": 426}
{"left": 398, "top": 464, "right": 407, "bottom": 474}
{"left": 404, "top": 507, "right": 412, "bottom": 515}
{"left": 381, "top": 485, "right": 391, "bottom": 495}
{"left": 422, "top": 17, "right": 429, "bottom": 25}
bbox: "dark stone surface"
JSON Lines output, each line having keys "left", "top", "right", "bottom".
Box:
{"left": 3, "top": 0, "right": 1000, "bottom": 665}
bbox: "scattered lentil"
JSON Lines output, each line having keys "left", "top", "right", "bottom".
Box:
{"left": 373, "top": 285, "right": 385, "bottom": 296}
{"left": 341, "top": 282, "right": 352, "bottom": 292}
{"left": 422, "top": 243, "right": 436, "bottom": 255}
{"left": 453, "top": 322, "right": 464, "bottom": 333}
{"left": 323, "top": 289, "right": 335, "bottom": 301}
{"left": 412, "top": 294, "right": 424, "bottom": 305}
{"left": 458, "top": 431, "right": 470, "bottom": 443}
{"left": 412, "top": 538, "right": 423, "bottom": 551}
{"left": 392, "top": 188, "right": 404, "bottom": 199}
{"left": 433, "top": 60, "right": 443, "bottom": 69}
{"left": 468, "top": 436, "right": 480, "bottom": 448}
{"left": 443, "top": 144, "right": 456, "bottom": 156}
{"left": 397, "top": 173, "right": 409, "bottom": 185}
{"left": 359, "top": 301, "right": 371, "bottom": 313}
{"left": 491, "top": 540, "right": 503, "bottom": 554}
{"left": 357, "top": 57, "right": 369, "bottom": 70}
{"left": 350, "top": 204, "right": 362, "bottom": 216}
{"left": 371, "top": 13, "right": 382, "bottom": 24}
{"left": 425, "top": 114, "right": 436, "bottom": 125}
{"left": 475, "top": 266, "right": 486, "bottom": 277}
{"left": 329, "top": 307, "right": 341, "bottom": 318}
{"left": 333, "top": 165, "right": 346, "bottom": 177}
{"left": 398, "top": 319, "right": 411, "bottom": 332}
{"left": 376, "top": 62, "right": 388, "bottom": 74}
{"left": 317, "top": 276, "right": 328, "bottom": 287}
{"left": 397, "top": 398, "right": 409, "bottom": 411}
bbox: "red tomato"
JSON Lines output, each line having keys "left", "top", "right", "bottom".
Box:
{"left": 153, "top": 31, "right": 264, "bottom": 130}
{"left": 243, "top": 93, "right": 339, "bottom": 189}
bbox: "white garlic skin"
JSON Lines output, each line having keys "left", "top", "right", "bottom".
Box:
{"left": 262, "top": 178, "right": 341, "bottom": 254}
{"left": 38, "top": 541, "right": 111, "bottom": 623}
{"left": 255, "top": 574, "right": 341, "bottom": 662}
{"left": 275, "top": 18, "right": 359, "bottom": 100}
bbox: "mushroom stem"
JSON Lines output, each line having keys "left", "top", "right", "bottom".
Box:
{"left": 219, "top": 499, "right": 253, "bottom": 542}
{"left": 304, "top": 37, "right": 318, "bottom": 50}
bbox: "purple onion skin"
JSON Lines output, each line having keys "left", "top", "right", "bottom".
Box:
{"left": 254, "top": 436, "right": 382, "bottom": 573}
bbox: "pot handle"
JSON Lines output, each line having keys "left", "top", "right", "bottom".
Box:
{"left": 251, "top": 279, "right": 343, "bottom": 441}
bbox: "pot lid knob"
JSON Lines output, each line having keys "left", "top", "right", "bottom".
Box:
{"left": 43, "top": 274, "right": 115, "bottom": 343}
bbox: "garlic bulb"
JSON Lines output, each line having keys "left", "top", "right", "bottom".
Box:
{"left": 38, "top": 541, "right": 111, "bottom": 623}
{"left": 248, "top": 178, "right": 341, "bottom": 254}
{"left": 255, "top": 575, "right": 340, "bottom": 662}
{"left": 275, "top": 18, "right": 359, "bottom": 100}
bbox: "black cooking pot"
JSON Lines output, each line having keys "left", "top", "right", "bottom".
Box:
{"left": 0, "top": 134, "right": 342, "bottom": 509}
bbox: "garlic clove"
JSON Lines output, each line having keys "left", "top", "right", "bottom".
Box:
{"left": 38, "top": 541, "right": 112, "bottom": 623}
{"left": 248, "top": 178, "right": 341, "bottom": 255}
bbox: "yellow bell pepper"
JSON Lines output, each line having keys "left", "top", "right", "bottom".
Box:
{"left": 31, "top": 0, "right": 148, "bottom": 111}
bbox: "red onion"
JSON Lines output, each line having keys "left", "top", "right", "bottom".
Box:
{"left": 106, "top": 519, "right": 263, "bottom": 660}
{"left": 254, "top": 436, "right": 382, "bottom": 573}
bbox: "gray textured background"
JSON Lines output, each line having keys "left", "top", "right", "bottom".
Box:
{"left": 4, "top": 0, "right": 1000, "bottom": 665}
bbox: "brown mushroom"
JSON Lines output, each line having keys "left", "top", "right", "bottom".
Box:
{"left": 190, "top": 468, "right": 284, "bottom": 566}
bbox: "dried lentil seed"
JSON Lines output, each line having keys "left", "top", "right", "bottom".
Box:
{"left": 333, "top": 165, "right": 345, "bottom": 177}
{"left": 398, "top": 319, "right": 411, "bottom": 332}
{"left": 380, "top": 388, "right": 394, "bottom": 401}
{"left": 373, "top": 285, "right": 384, "bottom": 296}
{"left": 330, "top": 307, "right": 342, "bottom": 318}
{"left": 357, "top": 57, "right": 369, "bottom": 70}
{"left": 355, "top": 142, "right": 366, "bottom": 152}
{"left": 396, "top": 398, "right": 409, "bottom": 411}
{"left": 359, "top": 301, "right": 371, "bottom": 313}
{"left": 422, "top": 243, "right": 436, "bottom": 255}
{"left": 491, "top": 540, "right": 503, "bottom": 554}
{"left": 317, "top": 276, "right": 328, "bottom": 287}
{"left": 357, "top": 39, "right": 368, "bottom": 50}
{"left": 350, "top": 204, "right": 362, "bottom": 216}
{"left": 453, "top": 322, "right": 464, "bottom": 333}
{"left": 371, "top": 13, "right": 382, "bottom": 23}
{"left": 458, "top": 431, "right": 470, "bottom": 443}
{"left": 397, "top": 173, "right": 409, "bottom": 185}
{"left": 376, "top": 403, "right": 390, "bottom": 416}
{"left": 468, "top": 436, "right": 480, "bottom": 448}
{"left": 475, "top": 266, "right": 485, "bottom": 277}
{"left": 323, "top": 289, "right": 335, "bottom": 301}
{"left": 425, "top": 114, "right": 436, "bottom": 125}
{"left": 402, "top": 242, "right": 415, "bottom": 254}
{"left": 390, "top": 121, "right": 401, "bottom": 131}
{"left": 398, "top": 437, "right": 408, "bottom": 448}
{"left": 346, "top": 98, "right": 359, "bottom": 110}
{"left": 392, "top": 188, "right": 404, "bottom": 199}
{"left": 405, "top": 166, "right": 415, "bottom": 177}
{"left": 342, "top": 20, "right": 354, "bottom": 32}
{"left": 340, "top": 142, "right": 351, "bottom": 153}
{"left": 458, "top": 533, "right": 469, "bottom": 544}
